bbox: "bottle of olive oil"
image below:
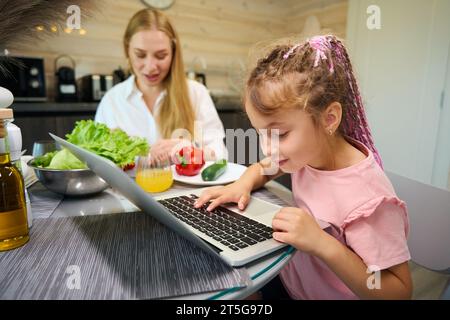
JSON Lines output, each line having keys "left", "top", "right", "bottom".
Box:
{"left": 0, "top": 108, "right": 29, "bottom": 251}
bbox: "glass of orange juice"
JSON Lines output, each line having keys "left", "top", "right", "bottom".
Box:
{"left": 135, "top": 153, "right": 173, "bottom": 193}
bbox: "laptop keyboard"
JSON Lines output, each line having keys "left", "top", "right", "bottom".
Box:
{"left": 158, "top": 195, "right": 273, "bottom": 251}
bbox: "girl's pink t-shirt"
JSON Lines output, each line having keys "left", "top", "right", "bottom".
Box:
{"left": 280, "top": 141, "right": 411, "bottom": 300}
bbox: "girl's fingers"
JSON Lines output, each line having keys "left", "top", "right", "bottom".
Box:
{"left": 272, "top": 218, "right": 292, "bottom": 232}
{"left": 194, "top": 194, "right": 213, "bottom": 208}
{"left": 238, "top": 193, "right": 250, "bottom": 210}
{"left": 194, "top": 188, "right": 220, "bottom": 207}
{"left": 273, "top": 211, "right": 291, "bottom": 221}
{"left": 273, "top": 231, "right": 291, "bottom": 244}
{"left": 274, "top": 207, "right": 301, "bottom": 221}
{"left": 206, "top": 196, "right": 229, "bottom": 211}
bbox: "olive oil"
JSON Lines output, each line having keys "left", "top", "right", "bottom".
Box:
{"left": 0, "top": 109, "right": 29, "bottom": 251}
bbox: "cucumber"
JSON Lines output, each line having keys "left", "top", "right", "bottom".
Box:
{"left": 201, "top": 159, "right": 227, "bottom": 181}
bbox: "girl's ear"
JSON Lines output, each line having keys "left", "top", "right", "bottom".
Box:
{"left": 321, "top": 102, "right": 342, "bottom": 135}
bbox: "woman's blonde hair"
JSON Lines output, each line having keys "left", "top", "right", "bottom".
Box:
{"left": 124, "top": 9, "right": 195, "bottom": 139}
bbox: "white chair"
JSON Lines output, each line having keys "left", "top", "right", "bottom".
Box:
{"left": 387, "top": 171, "right": 450, "bottom": 299}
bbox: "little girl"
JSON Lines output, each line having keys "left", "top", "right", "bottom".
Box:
{"left": 194, "top": 35, "right": 412, "bottom": 300}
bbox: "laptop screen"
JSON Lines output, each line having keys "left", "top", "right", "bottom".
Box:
{"left": 50, "top": 133, "right": 223, "bottom": 261}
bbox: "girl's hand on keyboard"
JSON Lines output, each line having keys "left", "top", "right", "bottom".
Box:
{"left": 194, "top": 182, "right": 252, "bottom": 211}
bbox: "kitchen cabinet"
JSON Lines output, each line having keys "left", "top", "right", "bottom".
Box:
{"left": 11, "top": 102, "right": 97, "bottom": 154}
{"left": 218, "top": 109, "right": 252, "bottom": 131}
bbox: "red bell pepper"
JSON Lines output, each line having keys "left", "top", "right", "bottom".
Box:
{"left": 175, "top": 146, "right": 205, "bottom": 176}
{"left": 122, "top": 162, "right": 135, "bottom": 171}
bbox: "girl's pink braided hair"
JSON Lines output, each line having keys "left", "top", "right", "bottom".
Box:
{"left": 248, "top": 35, "right": 383, "bottom": 169}
{"left": 328, "top": 36, "right": 383, "bottom": 168}
{"left": 284, "top": 35, "right": 383, "bottom": 168}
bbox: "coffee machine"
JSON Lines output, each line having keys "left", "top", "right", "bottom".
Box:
{"left": 78, "top": 74, "right": 114, "bottom": 102}
{"left": 55, "top": 55, "right": 78, "bottom": 102}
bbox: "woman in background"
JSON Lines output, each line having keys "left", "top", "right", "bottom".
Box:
{"left": 95, "top": 8, "right": 226, "bottom": 163}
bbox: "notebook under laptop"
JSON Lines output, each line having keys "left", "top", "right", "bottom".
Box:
{"left": 50, "top": 134, "right": 287, "bottom": 266}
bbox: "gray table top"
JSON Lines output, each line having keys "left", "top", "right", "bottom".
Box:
{"left": 29, "top": 180, "right": 295, "bottom": 299}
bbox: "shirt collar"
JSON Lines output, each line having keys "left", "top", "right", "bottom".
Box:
{"left": 125, "top": 74, "right": 167, "bottom": 103}
{"left": 124, "top": 75, "right": 141, "bottom": 100}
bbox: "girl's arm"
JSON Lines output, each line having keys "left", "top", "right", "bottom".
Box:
{"left": 195, "top": 157, "right": 284, "bottom": 210}
{"left": 245, "top": 157, "right": 284, "bottom": 191}
{"left": 273, "top": 208, "right": 413, "bottom": 300}
{"left": 317, "top": 233, "right": 413, "bottom": 299}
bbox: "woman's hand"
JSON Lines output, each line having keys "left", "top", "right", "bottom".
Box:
{"left": 194, "top": 181, "right": 253, "bottom": 211}
{"left": 150, "top": 139, "right": 190, "bottom": 164}
{"left": 272, "top": 207, "right": 330, "bottom": 256}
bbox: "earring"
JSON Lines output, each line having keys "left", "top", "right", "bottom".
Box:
{"left": 328, "top": 129, "right": 333, "bottom": 136}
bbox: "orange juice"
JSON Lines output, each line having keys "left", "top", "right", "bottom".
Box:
{"left": 136, "top": 168, "right": 173, "bottom": 193}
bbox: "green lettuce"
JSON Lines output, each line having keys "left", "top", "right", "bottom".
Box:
{"left": 47, "top": 148, "right": 87, "bottom": 170}
{"left": 66, "top": 120, "right": 149, "bottom": 168}
{"left": 34, "top": 120, "right": 149, "bottom": 169}
{"left": 33, "top": 151, "right": 58, "bottom": 167}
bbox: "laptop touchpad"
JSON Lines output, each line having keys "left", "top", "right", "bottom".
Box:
{"left": 225, "top": 197, "right": 280, "bottom": 224}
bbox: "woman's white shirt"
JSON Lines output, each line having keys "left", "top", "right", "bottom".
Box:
{"left": 95, "top": 75, "right": 227, "bottom": 158}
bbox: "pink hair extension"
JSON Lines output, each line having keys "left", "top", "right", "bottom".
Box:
{"left": 283, "top": 43, "right": 301, "bottom": 59}
{"left": 313, "top": 35, "right": 383, "bottom": 168}
{"left": 308, "top": 36, "right": 335, "bottom": 73}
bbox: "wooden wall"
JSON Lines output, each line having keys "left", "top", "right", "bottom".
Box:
{"left": 285, "top": 0, "right": 348, "bottom": 39}
{"left": 10, "top": 0, "right": 347, "bottom": 100}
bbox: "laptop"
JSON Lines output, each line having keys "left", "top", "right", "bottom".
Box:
{"left": 50, "top": 134, "right": 287, "bottom": 266}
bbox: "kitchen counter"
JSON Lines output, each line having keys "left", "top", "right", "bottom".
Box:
{"left": 11, "top": 94, "right": 243, "bottom": 113}
{"left": 11, "top": 102, "right": 98, "bottom": 113}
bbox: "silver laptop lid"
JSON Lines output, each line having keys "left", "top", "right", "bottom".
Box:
{"left": 49, "top": 133, "right": 223, "bottom": 262}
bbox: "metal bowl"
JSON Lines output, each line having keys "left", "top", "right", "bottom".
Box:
{"left": 27, "top": 159, "right": 109, "bottom": 196}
